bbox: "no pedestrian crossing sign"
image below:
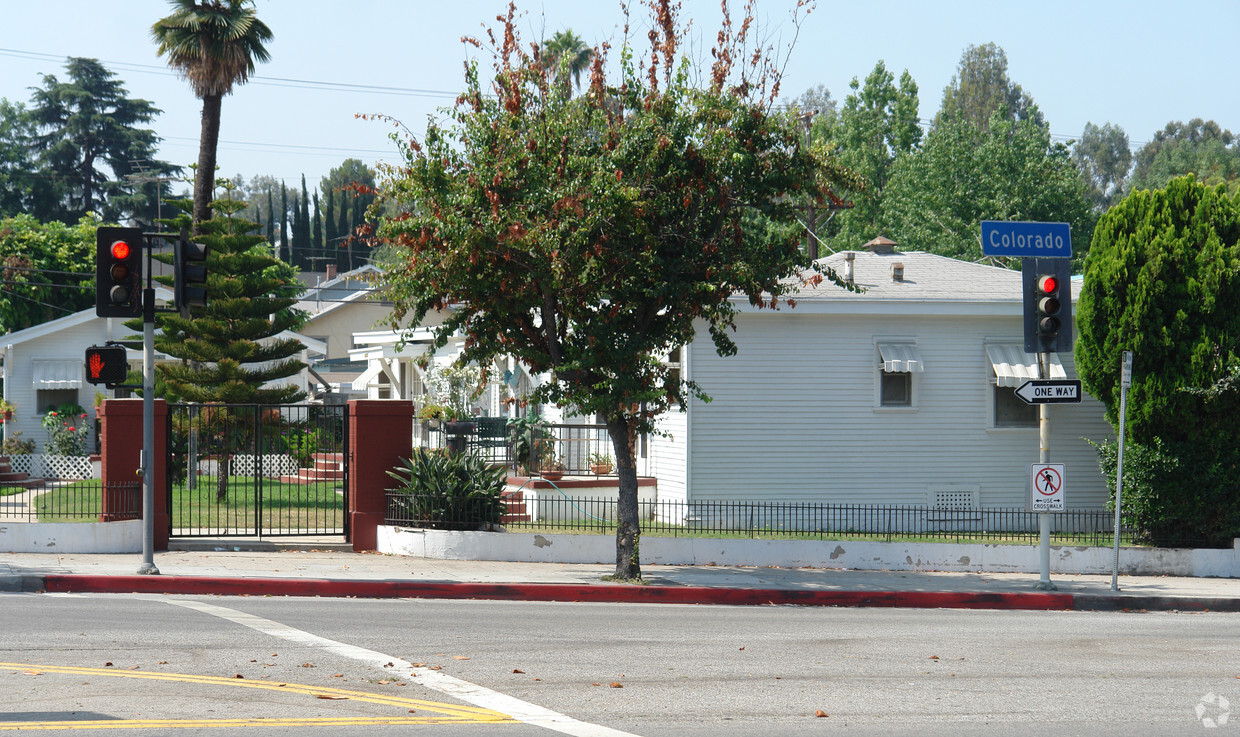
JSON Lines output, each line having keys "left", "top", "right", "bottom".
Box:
{"left": 1029, "top": 463, "right": 1065, "bottom": 512}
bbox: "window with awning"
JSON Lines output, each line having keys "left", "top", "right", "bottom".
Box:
{"left": 986, "top": 344, "right": 1066, "bottom": 427}
{"left": 33, "top": 360, "right": 82, "bottom": 389}
{"left": 876, "top": 343, "right": 922, "bottom": 408}
{"left": 985, "top": 344, "right": 1065, "bottom": 388}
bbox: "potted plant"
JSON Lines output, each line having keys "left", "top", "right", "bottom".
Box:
{"left": 539, "top": 445, "right": 565, "bottom": 481}
{"left": 588, "top": 451, "right": 613, "bottom": 475}
{"left": 506, "top": 411, "right": 545, "bottom": 473}
{"left": 418, "top": 403, "right": 452, "bottom": 428}
{"left": 0, "top": 399, "right": 15, "bottom": 421}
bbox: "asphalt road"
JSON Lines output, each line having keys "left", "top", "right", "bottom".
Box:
{"left": 1, "top": 593, "right": 1237, "bottom": 736}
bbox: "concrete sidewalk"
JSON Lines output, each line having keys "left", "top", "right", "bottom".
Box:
{"left": 3, "top": 545, "right": 1240, "bottom": 611}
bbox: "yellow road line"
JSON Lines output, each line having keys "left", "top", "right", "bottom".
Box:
{"left": 0, "top": 663, "right": 517, "bottom": 729}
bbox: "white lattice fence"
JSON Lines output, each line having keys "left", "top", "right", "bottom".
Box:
{"left": 7, "top": 454, "right": 94, "bottom": 480}
{"left": 226, "top": 454, "right": 301, "bottom": 477}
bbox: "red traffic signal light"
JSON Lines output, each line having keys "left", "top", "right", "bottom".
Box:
{"left": 1035, "top": 273, "right": 1062, "bottom": 337}
{"left": 84, "top": 345, "right": 129, "bottom": 386}
{"left": 96, "top": 227, "right": 143, "bottom": 318}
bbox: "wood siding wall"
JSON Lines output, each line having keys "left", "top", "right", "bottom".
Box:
{"left": 685, "top": 312, "right": 1116, "bottom": 508}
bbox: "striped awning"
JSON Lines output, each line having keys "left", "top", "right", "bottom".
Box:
{"left": 877, "top": 343, "right": 924, "bottom": 373}
{"left": 986, "top": 344, "right": 1066, "bottom": 388}
{"left": 33, "top": 359, "right": 82, "bottom": 389}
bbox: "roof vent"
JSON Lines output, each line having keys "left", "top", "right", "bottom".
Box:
{"left": 891, "top": 262, "right": 905, "bottom": 282}
{"left": 864, "top": 236, "right": 897, "bottom": 255}
{"left": 844, "top": 252, "right": 855, "bottom": 284}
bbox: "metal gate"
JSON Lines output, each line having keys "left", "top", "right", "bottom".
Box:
{"left": 167, "top": 403, "right": 348, "bottom": 537}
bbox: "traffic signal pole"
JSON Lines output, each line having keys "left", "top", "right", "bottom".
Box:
{"left": 1033, "top": 351, "right": 1055, "bottom": 590}
{"left": 138, "top": 281, "right": 159, "bottom": 576}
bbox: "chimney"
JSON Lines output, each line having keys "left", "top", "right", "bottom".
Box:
{"left": 325, "top": 263, "right": 337, "bottom": 281}
{"left": 891, "top": 262, "right": 905, "bottom": 282}
{"left": 844, "top": 252, "right": 855, "bottom": 285}
{"left": 863, "top": 236, "right": 897, "bottom": 255}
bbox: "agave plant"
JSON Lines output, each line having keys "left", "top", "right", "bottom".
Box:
{"left": 386, "top": 448, "right": 507, "bottom": 530}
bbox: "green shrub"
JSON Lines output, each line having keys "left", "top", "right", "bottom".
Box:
{"left": 1, "top": 432, "right": 35, "bottom": 456}
{"left": 386, "top": 448, "right": 507, "bottom": 530}
{"left": 1093, "top": 437, "right": 1240, "bottom": 548}
{"left": 282, "top": 427, "right": 324, "bottom": 468}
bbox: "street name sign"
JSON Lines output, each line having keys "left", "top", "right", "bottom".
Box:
{"left": 981, "top": 220, "right": 1072, "bottom": 258}
{"left": 1030, "top": 463, "right": 1066, "bottom": 512}
{"left": 1014, "top": 379, "right": 1082, "bottom": 404}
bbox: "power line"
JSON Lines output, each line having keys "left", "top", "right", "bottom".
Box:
{"left": 0, "top": 47, "right": 461, "bottom": 100}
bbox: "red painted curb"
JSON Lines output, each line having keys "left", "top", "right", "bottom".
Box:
{"left": 39, "top": 575, "right": 1075, "bottom": 610}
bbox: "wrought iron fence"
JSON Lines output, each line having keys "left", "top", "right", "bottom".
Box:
{"left": 385, "top": 493, "right": 1155, "bottom": 546}
{"left": 414, "top": 419, "right": 615, "bottom": 476}
{"left": 0, "top": 475, "right": 140, "bottom": 523}
{"left": 167, "top": 403, "right": 348, "bottom": 537}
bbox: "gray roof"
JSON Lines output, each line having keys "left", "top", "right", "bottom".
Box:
{"left": 788, "top": 250, "right": 1022, "bottom": 302}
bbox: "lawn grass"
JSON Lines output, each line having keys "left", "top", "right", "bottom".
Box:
{"left": 33, "top": 476, "right": 344, "bottom": 531}
{"left": 170, "top": 475, "right": 344, "bottom": 532}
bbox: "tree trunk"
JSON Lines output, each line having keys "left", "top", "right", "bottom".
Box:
{"left": 215, "top": 454, "right": 230, "bottom": 503}
{"left": 193, "top": 94, "right": 223, "bottom": 231}
{"left": 606, "top": 414, "right": 641, "bottom": 580}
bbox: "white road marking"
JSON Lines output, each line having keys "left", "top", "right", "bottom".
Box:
{"left": 163, "top": 598, "right": 640, "bottom": 737}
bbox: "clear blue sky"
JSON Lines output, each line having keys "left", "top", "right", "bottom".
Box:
{"left": 1, "top": 0, "right": 1236, "bottom": 193}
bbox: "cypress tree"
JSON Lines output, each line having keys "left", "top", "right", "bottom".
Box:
{"left": 265, "top": 187, "right": 274, "bottom": 244}
{"left": 312, "top": 190, "right": 323, "bottom": 266}
{"left": 324, "top": 187, "right": 337, "bottom": 254}
{"left": 279, "top": 181, "right": 289, "bottom": 263}
{"left": 299, "top": 175, "right": 311, "bottom": 270}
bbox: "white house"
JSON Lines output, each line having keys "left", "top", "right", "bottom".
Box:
{"left": 0, "top": 286, "right": 326, "bottom": 454}
{"left": 649, "top": 240, "right": 1115, "bottom": 511}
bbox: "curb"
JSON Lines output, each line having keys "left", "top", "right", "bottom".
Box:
{"left": 37, "top": 574, "right": 1079, "bottom": 610}
{"left": 23, "top": 575, "right": 1240, "bottom": 612}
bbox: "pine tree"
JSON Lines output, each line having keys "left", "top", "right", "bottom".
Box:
{"left": 148, "top": 196, "right": 307, "bottom": 501}
{"left": 152, "top": 197, "right": 306, "bottom": 404}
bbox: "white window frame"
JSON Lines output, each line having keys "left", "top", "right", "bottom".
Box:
{"left": 873, "top": 337, "right": 921, "bottom": 412}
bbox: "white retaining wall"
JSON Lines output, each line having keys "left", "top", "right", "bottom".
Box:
{"left": 0, "top": 520, "right": 142, "bottom": 553}
{"left": 377, "top": 526, "right": 1240, "bottom": 579}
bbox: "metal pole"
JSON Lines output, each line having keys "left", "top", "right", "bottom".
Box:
{"left": 137, "top": 285, "right": 159, "bottom": 575}
{"left": 1034, "top": 351, "right": 1056, "bottom": 591}
{"left": 1111, "top": 350, "right": 1133, "bottom": 591}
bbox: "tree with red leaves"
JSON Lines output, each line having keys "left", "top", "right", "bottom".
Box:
{"left": 371, "top": 0, "right": 849, "bottom": 580}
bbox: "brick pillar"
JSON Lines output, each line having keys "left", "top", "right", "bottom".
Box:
{"left": 347, "top": 400, "right": 414, "bottom": 551}
{"left": 98, "top": 399, "right": 169, "bottom": 550}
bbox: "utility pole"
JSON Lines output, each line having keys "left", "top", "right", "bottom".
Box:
{"left": 799, "top": 109, "right": 818, "bottom": 261}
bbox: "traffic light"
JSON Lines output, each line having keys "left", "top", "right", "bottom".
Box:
{"left": 173, "top": 227, "right": 208, "bottom": 318}
{"left": 1035, "top": 273, "right": 1062, "bottom": 340}
{"left": 1022, "top": 257, "right": 1073, "bottom": 353}
{"left": 84, "top": 345, "right": 129, "bottom": 386}
{"left": 95, "top": 226, "right": 143, "bottom": 317}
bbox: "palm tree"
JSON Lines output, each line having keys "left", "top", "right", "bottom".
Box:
{"left": 151, "top": 0, "right": 272, "bottom": 229}
{"left": 541, "top": 30, "right": 593, "bottom": 97}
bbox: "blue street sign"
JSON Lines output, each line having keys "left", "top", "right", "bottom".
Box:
{"left": 981, "top": 221, "right": 1072, "bottom": 258}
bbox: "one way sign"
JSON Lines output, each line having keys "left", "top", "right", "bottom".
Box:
{"left": 1014, "top": 379, "right": 1082, "bottom": 404}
